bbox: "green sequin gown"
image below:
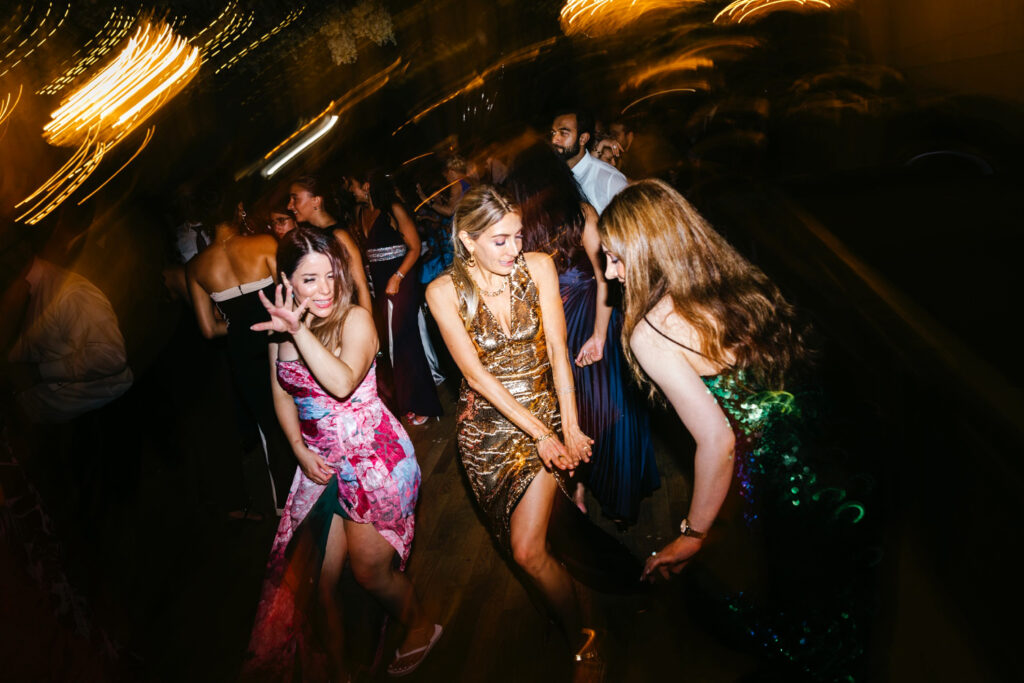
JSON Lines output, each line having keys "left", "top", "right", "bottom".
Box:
{"left": 691, "top": 371, "right": 876, "bottom": 682}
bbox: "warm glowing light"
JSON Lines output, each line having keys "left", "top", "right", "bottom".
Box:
{"left": 623, "top": 36, "right": 759, "bottom": 90}
{"left": 43, "top": 23, "right": 200, "bottom": 147}
{"left": 241, "top": 59, "right": 404, "bottom": 180}
{"left": 262, "top": 115, "right": 339, "bottom": 178}
{"left": 621, "top": 88, "right": 698, "bottom": 113}
{"left": 17, "top": 23, "right": 200, "bottom": 224}
{"left": 393, "top": 39, "right": 556, "bottom": 136}
{"left": 0, "top": 85, "right": 23, "bottom": 127}
{"left": 0, "top": 0, "right": 70, "bottom": 79}
{"left": 76, "top": 126, "right": 155, "bottom": 205}
{"left": 714, "top": 0, "right": 844, "bottom": 25}
{"left": 215, "top": 6, "right": 304, "bottom": 75}
{"left": 39, "top": 8, "right": 134, "bottom": 96}
{"left": 402, "top": 152, "right": 434, "bottom": 166}
{"left": 560, "top": 0, "right": 704, "bottom": 37}
{"left": 414, "top": 178, "right": 462, "bottom": 213}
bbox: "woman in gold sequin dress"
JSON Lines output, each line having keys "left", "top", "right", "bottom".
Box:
{"left": 425, "top": 185, "right": 600, "bottom": 662}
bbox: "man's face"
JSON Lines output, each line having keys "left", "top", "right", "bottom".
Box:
{"left": 551, "top": 114, "right": 583, "bottom": 161}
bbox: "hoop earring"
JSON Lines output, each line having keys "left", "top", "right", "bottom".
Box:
{"left": 465, "top": 253, "right": 477, "bottom": 269}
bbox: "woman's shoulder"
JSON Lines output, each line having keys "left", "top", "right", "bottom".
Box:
{"left": 523, "top": 251, "right": 555, "bottom": 272}
{"left": 426, "top": 272, "right": 455, "bottom": 297}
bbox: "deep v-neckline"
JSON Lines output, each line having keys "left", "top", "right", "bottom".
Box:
{"left": 479, "top": 289, "right": 513, "bottom": 339}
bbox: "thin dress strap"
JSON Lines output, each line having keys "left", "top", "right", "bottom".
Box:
{"left": 643, "top": 315, "right": 713, "bottom": 360}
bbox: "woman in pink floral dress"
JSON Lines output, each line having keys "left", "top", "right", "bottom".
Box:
{"left": 243, "top": 228, "right": 441, "bottom": 681}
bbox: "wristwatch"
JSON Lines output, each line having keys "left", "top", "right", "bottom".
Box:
{"left": 679, "top": 517, "right": 707, "bottom": 539}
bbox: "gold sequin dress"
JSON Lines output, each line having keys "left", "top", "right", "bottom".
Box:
{"left": 454, "top": 254, "right": 568, "bottom": 551}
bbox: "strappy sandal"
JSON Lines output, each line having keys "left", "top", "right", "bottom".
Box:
{"left": 386, "top": 623, "right": 442, "bottom": 677}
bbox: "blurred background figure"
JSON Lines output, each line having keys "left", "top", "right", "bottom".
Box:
{"left": 268, "top": 197, "right": 298, "bottom": 241}
{"left": 288, "top": 174, "right": 372, "bottom": 311}
{"left": 348, "top": 169, "right": 441, "bottom": 426}
{"left": 551, "top": 108, "right": 627, "bottom": 214}
{"left": 507, "top": 142, "right": 658, "bottom": 526}
{"left": 186, "top": 195, "right": 293, "bottom": 516}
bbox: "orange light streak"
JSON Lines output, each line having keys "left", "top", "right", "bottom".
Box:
{"left": 714, "top": 0, "right": 841, "bottom": 25}
{"left": 560, "top": 0, "right": 704, "bottom": 37}
{"left": 621, "top": 87, "right": 698, "bottom": 113}
{"left": 76, "top": 126, "right": 155, "bottom": 205}
{"left": 402, "top": 152, "right": 434, "bottom": 166}
{"left": 18, "top": 23, "right": 200, "bottom": 224}
{"left": 414, "top": 178, "right": 462, "bottom": 213}
{"left": 392, "top": 38, "right": 556, "bottom": 136}
{"left": 0, "top": 85, "right": 23, "bottom": 126}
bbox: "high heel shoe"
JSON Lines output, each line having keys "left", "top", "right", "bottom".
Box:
{"left": 405, "top": 412, "right": 429, "bottom": 426}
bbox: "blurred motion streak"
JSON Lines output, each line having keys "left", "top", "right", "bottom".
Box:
{"left": 714, "top": 0, "right": 847, "bottom": 25}
{"left": 0, "top": 85, "right": 23, "bottom": 127}
{"left": 215, "top": 6, "right": 304, "bottom": 75}
{"left": 38, "top": 7, "right": 136, "bottom": 96}
{"left": 402, "top": 152, "right": 434, "bottom": 166}
{"left": 262, "top": 115, "right": 338, "bottom": 178}
{"left": 560, "top": 0, "right": 704, "bottom": 37}
{"left": 76, "top": 125, "right": 155, "bottom": 205}
{"left": 16, "top": 22, "right": 200, "bottom": 225}
{"left": 623, "top": 37, "right": 759, "bottom": 89}
{"left": 414, "top": 178, "right": 462, "bottom": 212}
{"left": 249, "top": 59, "right": 405, "bottom": 179}
{"left": 0, "top": 0, "right": 71, "bottom": 79}
{"left": 622, "top": 87, "right": 698, "bottom": 113}
{"left": 392, "top": 38, "right": 556, "bottom": 136}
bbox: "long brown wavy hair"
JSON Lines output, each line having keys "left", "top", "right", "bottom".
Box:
{"left": 598, "top": 179, "right": 809, "bottom": 392}
{"left": 277, "top": 227, "right": 356, "bottom": 354}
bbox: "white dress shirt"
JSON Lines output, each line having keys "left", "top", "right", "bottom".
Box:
{"left": 570, "top": 150, "right": 629, "bottom": 214}
{"left": 8, "top": 260, "right": 133, "bottom": 422}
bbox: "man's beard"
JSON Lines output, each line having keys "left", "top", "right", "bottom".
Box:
{"left": 553, "top": 139, "right": 580, "bottom": 161}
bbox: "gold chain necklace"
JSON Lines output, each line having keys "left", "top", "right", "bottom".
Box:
{"left": 473, "top": 272, "right": 508, "bottom": 297}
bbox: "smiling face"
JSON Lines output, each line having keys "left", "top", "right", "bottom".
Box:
{"left": 287, "top": 184, "right": 319, "bottom": 223}
{"left": 460, "top": 211, "right": 524, "bottom": 276}
{"left": 601, "top": 245, "right": 626, "bottom": 283}
{"left": 289, "top": 252, "right": 336, "bottom": 317}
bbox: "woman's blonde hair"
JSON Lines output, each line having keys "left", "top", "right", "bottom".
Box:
{"left": 450, "top": 185, "right": 517, "bottom": 327}
{"left": 599, "top": 179, "right": 808, "bottom": 392}
{"left": 277, "top": 227, "right": 357, "bottom": 353}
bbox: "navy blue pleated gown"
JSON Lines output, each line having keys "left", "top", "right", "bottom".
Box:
{"left": 560, "top": 262, "right": 659, "bottom": 523}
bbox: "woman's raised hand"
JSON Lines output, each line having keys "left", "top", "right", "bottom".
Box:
{"left": 251, "top": 276, "right": 310, "bottom": 335}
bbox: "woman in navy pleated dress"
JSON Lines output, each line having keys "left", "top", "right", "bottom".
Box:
{"left": 506, "top": 142, "right": 658, "bottom": 524}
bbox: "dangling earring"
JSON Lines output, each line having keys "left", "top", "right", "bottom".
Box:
{"left": 465, "top": 253, "right": 477, "bottom": 269}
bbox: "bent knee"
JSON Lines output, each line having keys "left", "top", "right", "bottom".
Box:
{"left": 511, "top": 539, "right": 551, "bottom": 575}
{"left": 351, "top": 562, "right": 393, "bottom": 592}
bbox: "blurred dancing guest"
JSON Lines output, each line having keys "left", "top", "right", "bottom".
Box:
{"left": 245, "top": 228, "right": 438, "bottom": 681}
{"left": 287, "top": 175, "right": 372, "bottom": 311}
{"left": 599, "top": 180, "right": 871, "bottom": 678}
{"left": 348, "top": 169, "right": 441, "bottom": 425}
{"left": 550, "top": 108, "right": 627, "bottom": 214}
{"left": 425, "top": 186, "right": 601, "bottom": 665}
{"left": 507, "top": 143, "right": 657, "bottom": 524}
{"left": 267, "top": 198, "right": 297, "bottom": 240}
{"left": 187, "top": 200, "right": 293, "bottom": 514}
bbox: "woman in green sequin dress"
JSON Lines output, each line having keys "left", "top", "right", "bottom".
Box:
{"left": 598, "top": 179, "right": 872, "bottom": 680}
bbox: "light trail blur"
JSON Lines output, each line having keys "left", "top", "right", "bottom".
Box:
{"left": 17, "top": 22, "right": 200, "bottom": 225}
{"left": 714, "top": 0, "right": 847, "bottom": 25}
{"left": 560, "top": 0, "right": 705, "bottom": 37}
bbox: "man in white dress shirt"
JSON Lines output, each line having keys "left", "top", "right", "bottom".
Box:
{"left": 550, "top": 108, "right": 628, "bottom": 214}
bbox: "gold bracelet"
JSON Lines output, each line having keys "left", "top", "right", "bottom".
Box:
{"left": 534, "top": 429, "right": 554, "bottom": 445}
